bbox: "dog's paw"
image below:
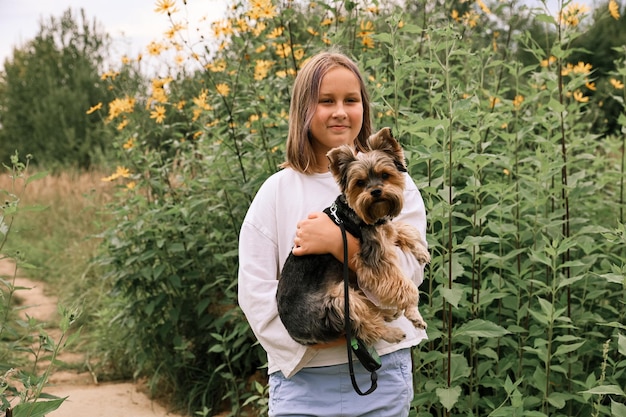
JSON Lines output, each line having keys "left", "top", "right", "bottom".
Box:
{"left": 382, "top": 327, "right": 407, "bottom": 343}
{"left": 413, "top": 245, "right": 431, "bottom": 265}
{"left": 413, "top": 317, "right": 427, "bottom": 330}
{"left": 405, "top": 307, "right": 427, "bottom": 330}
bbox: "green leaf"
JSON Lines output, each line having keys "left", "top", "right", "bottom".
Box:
{"left": 436, "top": 386, "right": 461, "bottom": 411}
{"left": 554, "top": 341, "right": 585, "bottom": 356}
{"left": 547, "top": 392, "right": 568, "bottom": 409}
{"left": 25, "top": 170, "right": 49, "bottom": 185}
{"left": 454, "top": 319, "right": 510, "bottom": 338}
{"left": 611, "top": 399, "right": 626, "bottom": 417}
{"left": 12, "top": 398, "right": 66, "bottom": 417}
{"left": 440, "top": 287, "right": 464, "bottom": 308}
{"left": 582, "top": 385, "right": 626, "bottom": 396}
{"left": 619, "top": 333, "right": 626, "bottom": 356}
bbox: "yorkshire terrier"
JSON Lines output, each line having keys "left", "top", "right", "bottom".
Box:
{"left": 276, "top": 127, "right": 430, "bottom": 347}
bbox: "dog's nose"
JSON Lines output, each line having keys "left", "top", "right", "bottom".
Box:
{"left": 370, "top": 188, "right": 382, "bottom": 198}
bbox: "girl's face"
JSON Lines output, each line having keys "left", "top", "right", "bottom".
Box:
{"left": 309, "top": 66, "right": 364, "bottom": 171}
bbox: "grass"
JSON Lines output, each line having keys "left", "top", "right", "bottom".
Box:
{"left": 1, "top": 171, "right": 111, "bottom": 278}
{"left": 0, "top": 169, "right": 114, "bottom": 329}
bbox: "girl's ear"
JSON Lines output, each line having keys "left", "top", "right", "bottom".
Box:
{"left": 327, "top": 145, "right": 356, "bottom": 191}
{"left": 367, "top": 127, "right": 407, "bottom": 172}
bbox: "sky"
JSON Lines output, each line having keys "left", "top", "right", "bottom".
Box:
{"left": 0, "top": 0, "right": 603, "bottom": 71}
{"left": 0, "top": 0, "right": 229, "bottom": 68}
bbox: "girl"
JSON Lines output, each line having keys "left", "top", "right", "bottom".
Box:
{"left": 238, "top": 49, "right": 428, "bottom": 416}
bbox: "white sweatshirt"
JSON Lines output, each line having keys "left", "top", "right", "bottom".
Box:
{"left": 237, "top": 167, "right": 428, "bottom": 378}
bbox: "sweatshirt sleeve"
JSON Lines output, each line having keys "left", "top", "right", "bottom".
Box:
{"left": 394, "top": 174, "right": 428, "bottom": 288}
{"left": 237, "top": 189, "right": 317, "bottom": 378}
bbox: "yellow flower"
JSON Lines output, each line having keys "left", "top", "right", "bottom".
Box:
{"left": 193, "top": 89, "right": 213, "bottom": 111}
{"left": 610, "top": 78, "right": 624, "bottom": 89}
{"left": 212, "top": 19, "right": 234, "bottom": 38}
{"left": 361, "top": 36, "right": 375, "bottom": 49}
{"left": 585, "top": 80, "right": 596, "bottom": 91}
{"left": 154, "top": 0, "right": 178, "bottom": 14}
{"left": 274, "top": 43, "right": 292, "bottom": 58}
{"left": 246, "top": 0, "right": 277, "bottom": 20}
{"left": 107, "top": 97, "right": 136, "bottom": 121}
{"left": 609, "top": 0, "right": 620, "bottom": 19}
{"left": 235, "top": 18, "right": 250, "bottom": 33}
{"left": 126, "top": 181, "right": 136, "bottom": 190}
{"left": 176, "top": 100, "right": 186, "bottom": 110}
{"left": 357, "top": 20, "right": 374, "bottom": 38}
{"left": 321, "top": 18, "right": 334, "bottom": 26}
{"left": 123, "top": 138, "right": 135, "bottom": 149}
{"left": 293, "top": 48, "right": 305, "bottom": 61}
{"left": 165, "top": 23, "right": 185, "bottom": 39}
{"left": 476, "top": 0, "right": 491, "bottom": 14}
{"left": 573, "top": 90, "right": 589, "bottom": 103}
{"left": 117, "top": 119, "right": 129, "bottom": 131}
{"left": 86, "top": 102, "right": 102, "bottom": 114}
{"left": 503, "top": 168, "right": 510, "bottom": 176}
{"left": 451, "top": 10, "right": 460, "bottom": 22}
{"left": 102, "top": 166, "right": 132, "bottom": 182}
{"left": 540, "top": 56, "right": 557, "bottom": 67}
{"left": 561, "top": 63, "right": 573, "bottom": 77}
{"left": 572, "top": 61, "right": 592, "bottom": 75}
{"left": 560, "top": 2, "right": 590, "bottom": 26}
{"left": 147, "top": 41, "right": 165, "bottom": 56}
{"left": 513, "top": 95, "right": 524, "bottom": 109}
{"left": 150, "top": 105, "right": 166, "bottom": 123}
{"left": 254, "top": 60, "right": 274, "bottom": 81}
{"left": 463, "top": 11, "right": 479, "bottom": 27}
{"left": 216, "top": 83, "right": 230, "bottom": 96}
{"left": 206, "top": 60, "right": 227, "bottom": 72}
{"left": 100, "top": 70, "right": 119, "bottom": 81}
{"left": 267, "top": 27, "right": 284, "bottom": 39}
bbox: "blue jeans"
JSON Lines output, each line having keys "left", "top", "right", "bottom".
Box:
{"left": 268, "top": 349, "right": 414, "bottom": 417}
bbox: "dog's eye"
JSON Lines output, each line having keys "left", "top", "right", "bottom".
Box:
{"left": 381, "top": 173, "right": 390, "bottom": 180}
{"left": 356, "top": 179, "right": 366, "bottom": 187}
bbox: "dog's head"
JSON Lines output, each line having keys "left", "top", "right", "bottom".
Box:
{"left": 327, "top": 127, "right": 407, "bottom": 225}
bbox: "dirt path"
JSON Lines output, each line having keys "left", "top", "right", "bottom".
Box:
{"left": 1, "top": 259, "right": 184, "bottom": 417}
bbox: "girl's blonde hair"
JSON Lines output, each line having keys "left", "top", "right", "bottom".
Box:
{"left": 281, "top": 50, "right": 373, "bottom": 174}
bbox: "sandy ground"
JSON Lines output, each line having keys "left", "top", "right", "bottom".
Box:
{"left": 1, "top": 259, "right": 185, "bottom": 417}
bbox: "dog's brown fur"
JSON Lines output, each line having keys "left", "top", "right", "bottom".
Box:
{"left": 276, "top": 127, "right": 430, "bottom": 346}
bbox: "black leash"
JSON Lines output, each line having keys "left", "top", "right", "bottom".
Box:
{"left": 340, "top": 222, "right": 379, "bottom": 395}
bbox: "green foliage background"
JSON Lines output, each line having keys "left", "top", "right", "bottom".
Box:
{"left": 3, "top": 0, "right": 626, "bottom": 416}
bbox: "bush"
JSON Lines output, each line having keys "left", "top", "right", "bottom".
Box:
{"left": 91, "top": 0, "right": 626, "bottom": 415}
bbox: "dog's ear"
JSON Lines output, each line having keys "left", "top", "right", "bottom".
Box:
{"left": 327, "top": 145, "right": 356, "bottom": 191}
{"left": 367, "top": 127, "right": 407, "bottom": 172}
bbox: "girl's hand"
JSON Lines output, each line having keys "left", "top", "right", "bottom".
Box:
{"left": 292, "top": 212, "right": 340, "bottom": 256}
{"left": 292, "top": 212, "right": 359, "bottom": 268}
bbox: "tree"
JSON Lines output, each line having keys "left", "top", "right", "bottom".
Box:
{"left": 0, "top": 8, "right": 114, "bottom": 169}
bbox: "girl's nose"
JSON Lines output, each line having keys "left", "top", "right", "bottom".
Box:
{"left": 333, "top": 103, "right": 347, "bottom": 118}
